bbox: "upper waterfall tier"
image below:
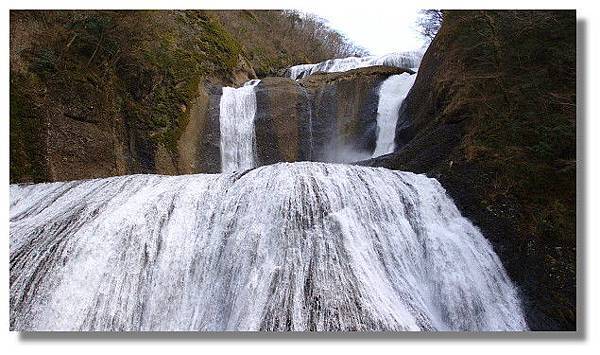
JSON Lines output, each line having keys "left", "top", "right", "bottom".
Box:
{"left": 287, "top": 52, "right": 422, "bottom": 80}
{"left": 10, "top": 162, "right": 527, "bottom": 331}
{"left": 372, "top": 73, "right": 417, "bottom": 157}
{"left": 217, "top": 67, "right": 413, "bottom": 171}
{"left": 219, "top": 80, "right": 260, "bottom": 172}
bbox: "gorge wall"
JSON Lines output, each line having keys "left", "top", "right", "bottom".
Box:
{"left": 363, "top": 10, "right": 576, "bottom": 330}
{"left": 10, "top": 10, "right": 368, "bottom": 183}
{"left": 9, "top": 9, "right": 576, "bottom": 331}
{"left": 253, "top": 66, "right": 412, "bottom": 167}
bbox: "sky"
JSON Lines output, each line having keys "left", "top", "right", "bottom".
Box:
{"left": 306, "top": 8, "right": 427, "bottom": 56}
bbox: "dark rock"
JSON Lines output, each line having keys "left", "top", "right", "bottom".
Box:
{"left": 176, "top": 82, "right": 222, "bottom": 174}
{"left": 254, "top": 77, "right": 311, "bottom": 165}
{"left": 299, "top": 66, "right": 411, "bottom": 163}
{"left": 196, "top": 83, "right": 223, "bottom": 173}
{"left": 244, "top": 66, "right": 412, "bottom": 166}
{"left": 362, "top": 11, "right": 576, "bottom": 331}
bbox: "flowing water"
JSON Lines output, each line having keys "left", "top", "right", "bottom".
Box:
{"left": 287, "top": 52, "right": 422, "bottom": 80}
{"left": 372, "top": 73, "right": 417, "bottom": 157}
{"left": 219, "top": 80, "right": 260, "bottom": 172}
{"left": 10, "top": 53, "right": 528, "bottom": 332}
{"left": 10, "top": 162, "right": 527, "bottom": 331}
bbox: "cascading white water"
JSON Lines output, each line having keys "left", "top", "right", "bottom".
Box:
{"left": 219, "top": 80, "right": 260, "bottom": 172}
{"left": 372, "top": 73, "right": 417, "bottom": 157}
{"left": 10, "top": 162, "right": 527, "bottom": 331}
{"left": 288, "top": 52, "right": 422, "bottom": 80}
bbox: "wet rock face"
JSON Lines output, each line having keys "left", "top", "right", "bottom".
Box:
{"left": 176, "top": 83, "right": 222, "bottom": 174}
{"left": 306, "top": 67, "right": 413, "bottom": 163}
{"left": 250, "top": 66, "right": 412, "bottom": 165}
{"left": 254, "top": 77, "right": 312, "bottom": 165}
{"left": 302, "top": 67, "right": 411, "bottom": 163}
{"left": 394, "top": 101, "right": 416, "bottom": 149}
{"left": 305, "top": 83, "right": 336, "bottom": 162}
{"left": 301, "top": 70, "right": 378, "bottom": 162}
{"left": 200, "top": 84, "right": 225, "bottom": 173}
{"left": 16, "top": 55, "right": 410, "bottom": 181}
{"left": 16, "top": 61, "right": 410, "bottom": 181}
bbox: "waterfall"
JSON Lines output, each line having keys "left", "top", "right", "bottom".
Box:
{"left": 372, "top": 73, "right": 417, "bottom": 157}
{"left": 287, "top": 52, "right": 422, "bottom": 80}
{"left": 10, "top": 162, "right": 527, "bottom": 331}
{"left": 219, "top": 80, "right": 260, "bottom": 172}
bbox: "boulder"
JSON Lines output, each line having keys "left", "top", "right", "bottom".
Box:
{"left": 250, "top": 66, "right": 412, "bottom": 165}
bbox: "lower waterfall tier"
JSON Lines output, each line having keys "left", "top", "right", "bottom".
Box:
{"left": 10, "top": 162, "right": 527, "bottom": 331}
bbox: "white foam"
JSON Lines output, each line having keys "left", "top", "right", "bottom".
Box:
{"left": 219, "top": 80, "right": 260, "bottom": 172}
{"left": 288, "top": 52, "right": 422, "bottom": 80}
{"left": 372, "top": 73, "right": 417, "bottom": 157}
{"left": 10, "top": 162, "right": 528, "bottom": 331}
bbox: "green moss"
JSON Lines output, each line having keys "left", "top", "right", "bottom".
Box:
{"left": 11, "top": 10, "right": 355, "bottom": 180}
{"left": 196, "top": 13, "right": 243, "bottom": 71}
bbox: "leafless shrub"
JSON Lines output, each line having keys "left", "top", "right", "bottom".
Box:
{"left": 418, "top": 9, "right": 443, "bottom": 40}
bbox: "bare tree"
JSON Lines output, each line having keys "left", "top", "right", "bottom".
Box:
{"left": 418, "top": 10, "right": 443, "bottom": 40}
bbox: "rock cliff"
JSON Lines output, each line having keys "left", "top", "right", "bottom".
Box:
{"left": 363, "top": 10, "right": 576, "bottom": 330}
{"left": 9, "top": 10, "right": 361, "bottom": 182}
{"left": 252, "top": 66, "right": 410, "bottom": 166}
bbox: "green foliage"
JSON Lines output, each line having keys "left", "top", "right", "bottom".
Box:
{"left": 196, "top": 14, "right": 243, "bottom": 70}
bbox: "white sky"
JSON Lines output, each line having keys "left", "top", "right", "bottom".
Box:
{"left": 305, "top": 8, "right": 427, "bottom": 56}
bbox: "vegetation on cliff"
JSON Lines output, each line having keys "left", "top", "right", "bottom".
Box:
{"left": 368, "top": 10, "right": 576, "bottom": 330}
{"left": 9, "top": 9, "right": 577, "bottom": 331}
{"left": 10, "top": 10, "right": 361, "bottom": 183}
{"left": 214, "top": 10, "right": 368, "bottom": 77}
